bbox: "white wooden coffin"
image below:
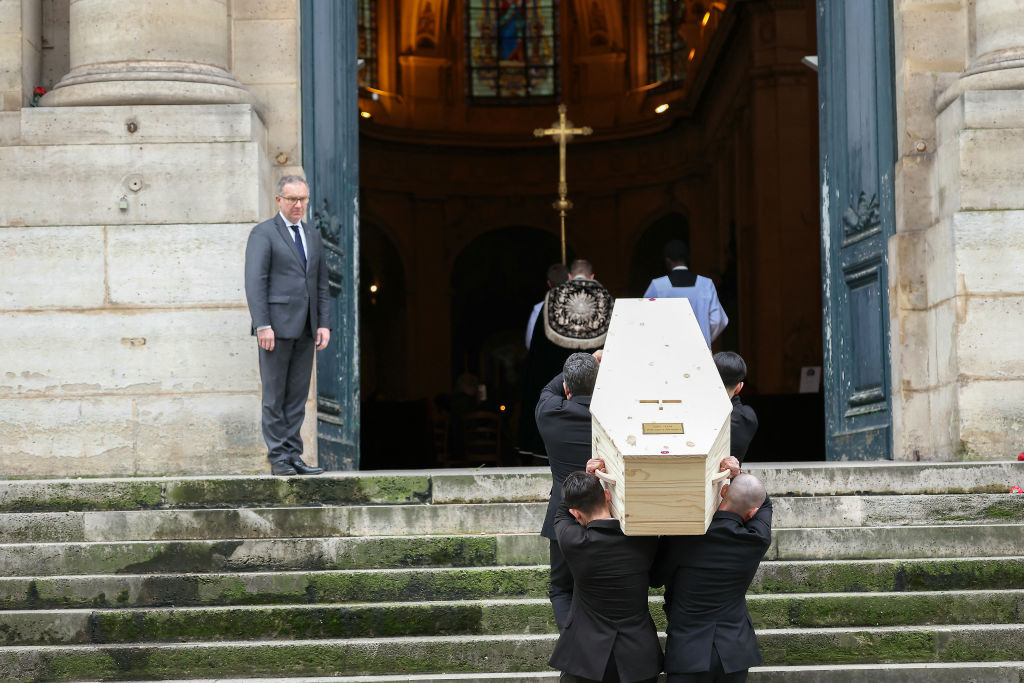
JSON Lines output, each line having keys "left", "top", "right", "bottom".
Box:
{"left": 590, "top": 298, "right": 732, "bottom": 535}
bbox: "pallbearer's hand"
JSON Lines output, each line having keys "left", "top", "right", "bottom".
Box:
{"left": 720, "top": 456, "right": 741, "bottom": 478}
{"left": 586, "top": 458, "right": 606, "bottom": 474}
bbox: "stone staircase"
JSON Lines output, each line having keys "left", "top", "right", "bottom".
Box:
{"left": 1, "top": 462, "right": 1023, "bottom": 682}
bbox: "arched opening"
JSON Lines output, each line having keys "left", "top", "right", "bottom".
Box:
{"left": 360, "top": 223, "right": 408, "bottom": 401}
{"left": 447, "top": 226, "right": 567, "bottom": 464}
{"left": 359, "top": 223, "right": 431, "bottom": 470}
{"left": 627, "top": 212, "right": 690, "bottom": 296}
{"left": 450, "top": 226, "right": 565, "bottom": 403}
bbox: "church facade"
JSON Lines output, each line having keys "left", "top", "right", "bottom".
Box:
{"left": 0, "top": 0, "right": 1021, "bottom": 476}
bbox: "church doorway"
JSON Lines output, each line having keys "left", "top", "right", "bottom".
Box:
{"left": 627, "top": 212, "right": 690, "bottom": 297}
{"left": 449, "top": 226, "right": 564, "bottom": 422}
{"left": 339, "top": 0, "right": 890, "bottom": 466}
{"left": 360, "top": 223, "right": 408, "bottom": 402}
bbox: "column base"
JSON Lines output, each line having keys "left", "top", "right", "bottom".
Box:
{"left": 936, "top": 51, "right": 1024, "bottom": 112}
{"left": 39, "top": 61, "right": 255, "bottom": 107}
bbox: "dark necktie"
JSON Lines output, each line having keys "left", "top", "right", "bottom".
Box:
{"left": 290, "top": 225, "right": 307, "bottom": 269}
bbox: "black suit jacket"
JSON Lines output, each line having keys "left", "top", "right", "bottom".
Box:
{"left": 652, "top": 496, "right": 773, "bottom": 675}
{"left": 730, "top": 394, "right": 758, "bottom": 464}
{"left": 518, "top": 317, "right": 576, "bottom": 455}
{"left": 244, "top": 214, "right": 330, "bottom": 338}
{"left": 535, "top": 373, "right": 593, "bottom": 540}
{"left": 549, "top": 501, "right": 663, "bottom": 682}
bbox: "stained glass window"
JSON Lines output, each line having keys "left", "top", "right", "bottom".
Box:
{"left": 647, "top": 0, "right": 688, "bottom": 88}
{"left": 467, "top": 0, "right": 559, "bottom": 101}
{"left": 358, "top": 0, "right": 377, "bottom": 89}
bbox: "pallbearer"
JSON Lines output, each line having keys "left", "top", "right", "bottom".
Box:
{"left": 590, "top": 298, "right": 733, "bottom": 535}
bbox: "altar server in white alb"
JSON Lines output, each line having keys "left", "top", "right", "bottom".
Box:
{"left": 644, "top": 239, "right": 728, "bottom": 346}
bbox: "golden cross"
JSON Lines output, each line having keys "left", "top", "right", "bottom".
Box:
{"left": 535, "top": 104, "right": 592, "bottom": 264}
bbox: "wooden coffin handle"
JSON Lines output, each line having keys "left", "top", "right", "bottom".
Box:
{"left": 711, "top": 469, "right": 731, "bottom": 483}
{"left": 595, "top": 470, "right": 617, "bottom": 486}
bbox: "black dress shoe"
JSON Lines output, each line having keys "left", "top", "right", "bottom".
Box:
{"left": 270, "top": 462, "right": 298, "bottom": 476}
{"left": 291, "top": 459, "right": 325, "bottom": 475}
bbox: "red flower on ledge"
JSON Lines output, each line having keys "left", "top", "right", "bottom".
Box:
{"left": 31, "top": 86, "right": 46, "bottom": 107}
{"left": 1011, "top": 486, "right": 1023, "bottom": 494}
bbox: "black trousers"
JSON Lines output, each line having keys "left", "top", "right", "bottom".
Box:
{"left": 559, "top": 653, "right": 658, "bottom": 683}
{"left": 549, "top": 538, "right": 573, "bottom": 631}
{"left": 258, "top": 332, "right": 315, "bottom": 464}
{"left": 667, "top": 645, "right": 748, "bottom": 683}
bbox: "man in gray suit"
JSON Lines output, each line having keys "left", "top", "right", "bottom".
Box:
{"left": 244, "top": 175, "right": 331, "bottom": 476}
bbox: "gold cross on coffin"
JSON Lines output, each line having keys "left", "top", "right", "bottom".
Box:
{"left": 535, "top": 104, "right": 592, "bottom": 265}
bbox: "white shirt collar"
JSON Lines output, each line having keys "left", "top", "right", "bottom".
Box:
{"left": 278, "top": 212, "right": 301, "bottom": 229}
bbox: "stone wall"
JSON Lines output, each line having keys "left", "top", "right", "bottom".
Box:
{"left": 891, "top": 0, "right": 1024, "bottom": 460}
{"left": 0, "top": 0, "right": 305, "bottom": 476}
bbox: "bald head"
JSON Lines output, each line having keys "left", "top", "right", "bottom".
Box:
{"left": 720, "top": 473, "right": 767, "bottom": 520}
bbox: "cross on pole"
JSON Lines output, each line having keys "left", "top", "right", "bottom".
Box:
{"left": 535, "top": 104, "right": 592, "bottom": 265}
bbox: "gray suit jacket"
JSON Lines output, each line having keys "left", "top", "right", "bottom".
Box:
{"left": 244, "top": 214, "right": 331, "bottom": 338}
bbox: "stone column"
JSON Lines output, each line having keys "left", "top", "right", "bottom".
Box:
{"left": 916, "top": 0, "right": 1024, "bottom": 459}
{"left": 41, "top": 0, "right": 252, "bottom": 106}
{"left": 938, "top": 0, "right": 1024, "bottom": 109}
{"left": 972, "top": 0, "right": 1024, "bottom": 69}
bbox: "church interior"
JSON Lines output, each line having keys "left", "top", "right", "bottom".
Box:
{"left": 355, "top": 0, "right": 824, "bottom": 468}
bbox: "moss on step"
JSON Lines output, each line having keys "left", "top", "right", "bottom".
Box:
{"left": 753, "top": 558, "right": 1024, "bottom": 594}
{"left": 0, "top": 638, "right": 557, "bottom": 681}
{"left": 760, "top": 630, "right": 938, "bottom": 665}
{"left": 163, "top": 475, "right": 431, "bottom": 508}
{"left": 307, "top": 567, "right": 550, "bottom": 603}
{"left": 0, "top": 482, "right": 164, "bottom": 513}
{"left": 0, "top": 566, "right": 553, "bottom": 611}
{"left": 750, "top": 592, "right": 1023, "bottom": 629}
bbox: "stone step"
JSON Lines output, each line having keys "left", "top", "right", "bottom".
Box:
{"left": 3, "top": 521, "right": 1023, "bottom": 577}
{"left": 3, "top": 590, "right": 1023, "bottom": 645}
{"left": 754, "top": 556, "right": 1024, "bottom": 594}
{"left": 3, "top": 462, "right": 1022, "bottom": 512}
{"left": 0, "top": 503, "right": 548, "bottom": 543}
{"left": 1, "top": 625, "right": 1022, "bottom": 681}
{"left": 3, "top": 493, "right": 1021, "bottom": 544}
{"left": 74, "top": 663, "right": 1024, "bottom": 683}
{"left": 75, "top": 677, "right": 567, "bottom": 683}
{"left": 750, "top": 662, "right": 1024, "bottom": 683}
{"left": 0, "top": 535, "right": 523, "bottom": 577}
{"left": 5, "top": 556, "right": 1024, "bottom": 610}
{"left": 766, "top": 522, "right": 1024, "bottom": 561}
{"left": 749, "top": 461, "right": 1024, "bottom": 497}
{"left": 0, "top": 471, "right": 545, "bottom": 513}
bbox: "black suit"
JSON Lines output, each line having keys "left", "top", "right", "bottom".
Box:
{"left": 730, "top": 395, "right": 758, "bottom": 465}
{"left": 550, "top": 501, "right": 662, "bottom": 683}
{"left": 518, "top": 313, "right": 576, "bottom": 456}
{"left": 535, "top": 372, "right": 593, "bottom": 629}
{"left": 244, "top": 213, "right": 330, "bottom": 466}
{"left": 653, "top": 496, "right": 773, "bottom": 682}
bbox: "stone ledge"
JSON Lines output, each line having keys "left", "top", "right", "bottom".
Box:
{"left": 3, "top": 590, "right": 1022, "bottom": 645}
{"left": 0, "top": 626, "right": 1022, "bottom": 680}
{"left": 1, "top": 525, "right": 1022, "bottom": 576}
{"left": 1, "top": 494, "right": 1020, "bottom": 543}
{"left": 3, "top": 557, "right": 1022, "bottom": 610}
{"left": 18, "top": 104, "right": 264, "bottom": 146}
{"left": 3, "top": 463, "right": 1024, "bottom": 509}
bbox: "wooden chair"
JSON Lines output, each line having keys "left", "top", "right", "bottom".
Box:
{"left": 432, "top": 411, "right": 457, "bottom": 467}
{"left": 463, "top": 410, "right": 502, "bottom": 467}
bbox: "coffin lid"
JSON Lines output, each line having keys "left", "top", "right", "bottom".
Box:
{"left": 590, "top": 298, "right": 732, "bottom": 457}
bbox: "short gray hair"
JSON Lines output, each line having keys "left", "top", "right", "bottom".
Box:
{"left": 276, "top": 174, "right": 308, "bottom": 195}
{"left": 563, "top": 352, "right": 599, "bottom": 396}
{"left": 723, "top": 473, "right": 767, "bottom": 513}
